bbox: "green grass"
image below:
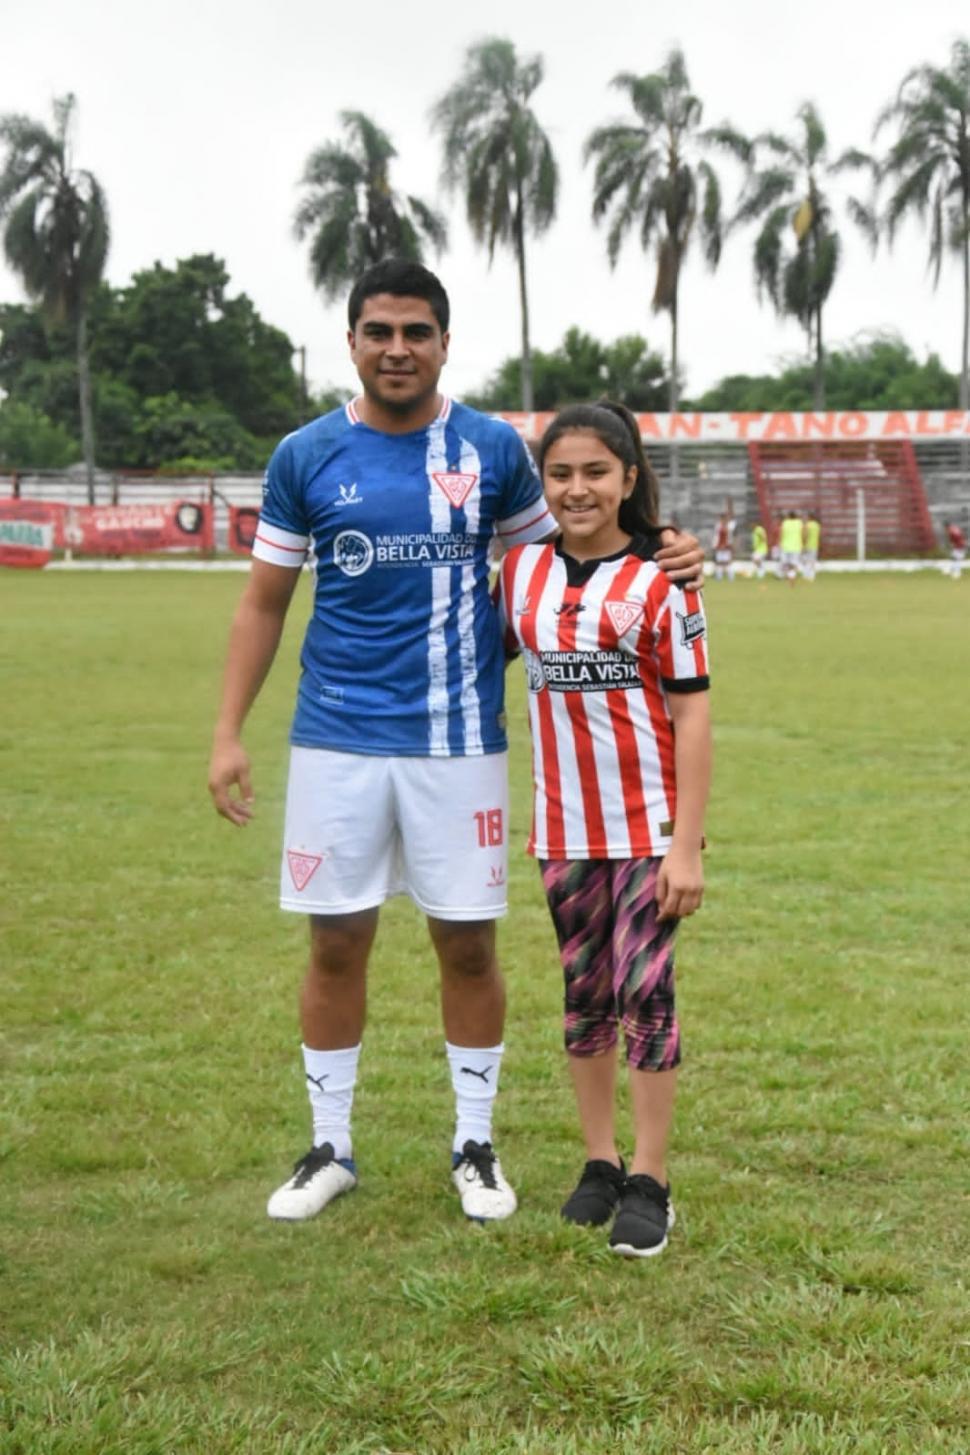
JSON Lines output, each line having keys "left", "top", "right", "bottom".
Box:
{"left": 1, "top": 571, "right": 967, "bottom": 1454}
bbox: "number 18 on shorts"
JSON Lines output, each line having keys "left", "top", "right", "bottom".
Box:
{"left": 280, "top": 747, "right": 510, "bottom": 920}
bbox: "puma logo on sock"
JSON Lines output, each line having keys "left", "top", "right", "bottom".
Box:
{"left": 306, "top": 1072, "right": 330, "bottom": 1093}
{"left": 460, "top": 1066, "right": 491, "bottom": 1082}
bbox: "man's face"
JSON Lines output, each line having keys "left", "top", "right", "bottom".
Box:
{"left": 348, "top": 294, "right": 449, "bottom": 417}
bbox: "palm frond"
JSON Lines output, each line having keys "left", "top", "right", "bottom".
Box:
{"left": 698, "top": 160, "right": 722, "bottom": 266}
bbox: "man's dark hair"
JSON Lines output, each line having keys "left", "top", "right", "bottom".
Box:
{"left": 347, "top": 259, "right": 450, "bottom": 333}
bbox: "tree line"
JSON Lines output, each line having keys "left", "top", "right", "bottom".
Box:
{"left": 0, "top": 38, "right": 968, "bottom": 490}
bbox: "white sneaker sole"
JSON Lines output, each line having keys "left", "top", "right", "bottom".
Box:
{"left": 609, "top": 1203, "right": 675, "bottom": 1258}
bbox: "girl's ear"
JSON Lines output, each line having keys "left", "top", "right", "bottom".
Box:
{"left": 622, "top": 465, "right": 637, "bottom": 499}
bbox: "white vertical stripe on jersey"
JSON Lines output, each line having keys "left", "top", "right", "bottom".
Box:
{"left": 533, "top": 559, "right": 587, "bottom": 852}
{"left": 455, "top": 434, "right": 484, "bottom": 754}
{"left": 582, "top": 556, "right": 635, "bottom": 857}
{"left": 425, "top": 418, "right": 453, "bottom": 755}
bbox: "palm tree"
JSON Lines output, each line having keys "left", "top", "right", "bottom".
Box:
{"left": 585, "top": 48, "right": 749, "bottom": 415}
{"left": 431, "top": 37, "right": 558, "bottom": 412}
{"left": 295, "top": 111, "right": 447, "bottom": 301}
{"left": 876, "top": 40, "right": 970, "bottom": 414}
{"left": 0, "top": 94, "right": 109, "bottom": 499}
{"left": 734, "top": 102, "right": 877, "bottom": 409}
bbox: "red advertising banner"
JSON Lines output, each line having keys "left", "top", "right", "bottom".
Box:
{"left": 0, "top": 499, "right": 55, "bottom": 568}
{"left": 58, "top": 499, "right": 214, "bottom": 554}
{"left": 228, "top": 505, "right": 260, "bottom": 555}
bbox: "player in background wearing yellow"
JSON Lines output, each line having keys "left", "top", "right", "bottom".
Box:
{"left": 751, "top": 521, "right": 768, "bottom": 580}
{"left": 779, "top": 511, "right": 804, "bottom": 584}
{"left": 802, "top": 512, "right": 821, "bottom": 581}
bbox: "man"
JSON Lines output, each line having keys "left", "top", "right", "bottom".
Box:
{"left": 802, "top": 511, "right": 821, "bottom": 581}
{"left": 779, "top": 510, "right": 804, "bottom": 584}
{"left": 750, "top": 520, "right": 768, "bottom": 580}
{"left": 208, "top": 259, "right": 703, "bottom": 1226}
{"left": 944, "top": 520, "right": 966, "bottom": 579}
{"left": 712, "top": 511, "right": 734, "bottom": 581}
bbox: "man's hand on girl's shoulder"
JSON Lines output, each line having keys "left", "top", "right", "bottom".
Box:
{"left": 656, "top": 528, "right": 704, "bottom": 591}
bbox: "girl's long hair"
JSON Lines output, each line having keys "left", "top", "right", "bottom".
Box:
{"left": 536, "top": 400, "right": 660, "bottom": 536}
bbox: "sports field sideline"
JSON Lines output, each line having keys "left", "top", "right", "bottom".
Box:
{"left": 1, "top": 570, "right": 967, "bottom": 1454}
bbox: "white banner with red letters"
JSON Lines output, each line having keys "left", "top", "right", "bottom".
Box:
{"left": 498, "top": 409, "right": 970, "bottom": 443}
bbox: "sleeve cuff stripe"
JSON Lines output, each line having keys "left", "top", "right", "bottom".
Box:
{"left": 252, "top": 542, "right": 307, "bottom": 568}
{"left": 662, "top": 676, "right": 710, "bottom": 693}
{"left": 254, "top": 531, "right": 307, "bottom": 554}
{"left": 496, "top": 504, "right": 555, "bottom": 538}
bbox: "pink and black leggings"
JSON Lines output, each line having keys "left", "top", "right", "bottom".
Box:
{"left": 539, "top": 857, "right": 681, "bottom": 1072}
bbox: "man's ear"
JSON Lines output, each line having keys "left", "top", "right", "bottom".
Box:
{"left": 347, "top": 328, "right": 356, "bottom": 357}
{"left": 440, "top": 331, "right": 450, "bottom": 364}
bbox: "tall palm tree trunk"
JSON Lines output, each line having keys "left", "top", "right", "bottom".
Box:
{"left": 76, "top": 311, "right": 96, "bottom": 504}
{"left": 513, "top": 193, "right": 534, "bottom": 413}
{"left": 961, "top": 201, "right": 969, "bottom": 415}
{"left": 813, "top": 303, "right": 825, "bottom": 410}
{"left": 668, "top": 289, "right": 680, "bottom": 493}
{"left": 961, "top": 201, "right": 969, "bottom": 478}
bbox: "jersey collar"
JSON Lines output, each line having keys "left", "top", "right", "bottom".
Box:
{"left": 345, "top": 395, "right": 452, "bottom": 427}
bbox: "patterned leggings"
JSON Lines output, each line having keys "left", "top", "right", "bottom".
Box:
{"left": 539, "top": 858, "right": 681, "bottom": 1072}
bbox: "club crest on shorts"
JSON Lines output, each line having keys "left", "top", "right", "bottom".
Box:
{"left": 605, "top": 600, "right": 643, "bottom": 636}
{"left": 432, "top": 472, "right": 478, "bottom": 508}
{"left": 677, "top": 609, "right": 706, "bottom": 646}
{"left": 287, "top": 850, "right": 323, "bottom": 892}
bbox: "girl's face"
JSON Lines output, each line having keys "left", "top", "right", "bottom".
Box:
{"left": 543, "top": 429, "right": 636, "bottom": 561}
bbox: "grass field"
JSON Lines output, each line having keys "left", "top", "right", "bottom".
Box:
{"left": 1, "top": 569, "right": 968, "bottom": 1454}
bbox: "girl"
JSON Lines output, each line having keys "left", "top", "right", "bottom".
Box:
{"left": 498, "top": 401, "right": 711, "bottom": 1257}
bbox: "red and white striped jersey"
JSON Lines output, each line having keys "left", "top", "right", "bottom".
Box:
{"left": 498, "top": 538, "right": 710, "bottom": 860}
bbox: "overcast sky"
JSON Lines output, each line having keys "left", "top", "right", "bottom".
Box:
{"left": 3, "top": 0, "right": 967, "bottom": 406}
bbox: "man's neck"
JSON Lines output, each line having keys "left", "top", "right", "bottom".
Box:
{"left": 354, "top": 391, "right": 445, "bottom": 435}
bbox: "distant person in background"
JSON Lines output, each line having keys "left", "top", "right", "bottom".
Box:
{"left": 751, "top": 521, "right": 768, "bottom": 580}
{"left": 944, "top": 520, "right": 966, "bottom": 579}
{"left": 802, "top": 512, "right": 821, "bottom": 581}
{"left": 770, "top": 515, "right": 784, "bottom": 578}
{"left": 712, "top": 511, "right": 734, "bottom": 581}
{"left": 779, "top": 511, "right": 804, "bottom": 584}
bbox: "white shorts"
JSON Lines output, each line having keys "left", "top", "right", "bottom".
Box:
{"left": 280, "top": 747, "right": 510, "bottom": 920}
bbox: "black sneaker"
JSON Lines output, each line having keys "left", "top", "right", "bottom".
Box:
{"left": 560, "top": 1158, "right": 627, "bottom": 1226}
{"left": 609, "top": 1174, "right": 674, "bottom": 1257}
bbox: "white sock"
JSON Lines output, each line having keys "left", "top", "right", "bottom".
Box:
{"left": 302, "top": 1043, "right": 360, "bottom": 1162}
{"left": 446, "top": 1041, "right": 503, "bottom": 1155}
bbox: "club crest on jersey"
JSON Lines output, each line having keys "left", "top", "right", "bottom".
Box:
{"left": 334, "top": 529, "right": 374, "bottom": 576}
{"left": 605, "top": 600, "right": 643, "bottom": 636}
{"left": 287, "top": 850, "right": 323, "bottom": 892}
{"left": 432, "top": 472, "right": 478, "bottom": 509}
{"left": 677, "top": 609, "right": 706, "bottom": 646}
{"left": 524, "top": 649, "right": 546, "bottom": 694}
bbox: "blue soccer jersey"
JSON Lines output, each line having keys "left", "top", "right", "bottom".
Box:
{"left": 253, "top": 397, "right": 556, "bottom": 757}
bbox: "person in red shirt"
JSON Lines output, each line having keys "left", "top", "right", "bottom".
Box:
{"left": 945, "top": 521, "right": 966, "bottom": 579}
{"left": 712, "top": 511, "right": 734, "bottom": 581}
{"left": 499, "top": 401, "right": 711, "bottom": 1258}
